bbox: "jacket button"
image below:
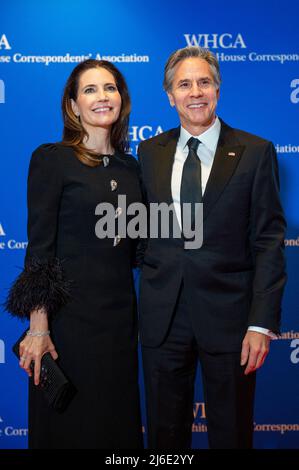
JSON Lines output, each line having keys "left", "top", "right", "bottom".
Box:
{"left": 110, "top": 179, "right": 118, "bottom": 191}
{"left": 113, "top": 235, "right": 121, "bottom": 246}
{"left": 115, "top": 207, "right": 122, "bottom": 218}
{"left": 103, "top": 156, "right": 110, "bottom": 167}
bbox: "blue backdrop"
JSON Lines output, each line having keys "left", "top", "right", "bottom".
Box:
{"left": 0, "top": 0, "right": 298, "bottom": 449}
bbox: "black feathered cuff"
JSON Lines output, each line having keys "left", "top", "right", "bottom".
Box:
{"left": 5, "top": 257, "right": 72, "bottom": 319}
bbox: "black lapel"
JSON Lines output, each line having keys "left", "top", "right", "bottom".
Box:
{"left": 203, "top": 120, "right": 245, "bottom": 221}
{"left": 154, "top": 127, "right": 180, "bottom": 205}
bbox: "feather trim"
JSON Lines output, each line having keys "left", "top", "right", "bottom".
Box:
{"left": 5, "top": 257, "right": 72, "bottom": 319}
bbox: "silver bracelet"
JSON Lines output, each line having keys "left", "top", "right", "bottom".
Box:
{"left": 26, "top": 330, "right": 50, "bottom": 337}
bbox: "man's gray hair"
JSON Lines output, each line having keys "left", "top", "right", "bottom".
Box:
{"left": 163, "top": 46, "right": 221, "bottom": 92}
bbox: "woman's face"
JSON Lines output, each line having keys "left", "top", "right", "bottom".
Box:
{"left": 71, "top": 67, "right": 122, "bottom": 133}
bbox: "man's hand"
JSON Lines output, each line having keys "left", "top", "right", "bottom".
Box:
{"left": 241, "top": 331, "right": 270, "bottom": 375}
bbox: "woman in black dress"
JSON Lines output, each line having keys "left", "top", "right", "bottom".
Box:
{"left": 6, "top": 59, "right": 143, "bottom": 449}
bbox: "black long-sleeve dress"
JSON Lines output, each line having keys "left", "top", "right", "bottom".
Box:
{"left": 6, "top": 143, "right": 143, "bottom": 449}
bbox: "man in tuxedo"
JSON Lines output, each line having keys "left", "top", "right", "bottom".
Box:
{"left": 137, "top": 46, "right": 286, "bottom": 449}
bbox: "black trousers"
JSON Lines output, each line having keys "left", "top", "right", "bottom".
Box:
{"left": 142, "top": 284, "right": 256, "bottom": 449}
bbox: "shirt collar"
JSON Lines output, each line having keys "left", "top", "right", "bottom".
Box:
{"left": 179, "top": 116, "right": 221, "bottom": 154}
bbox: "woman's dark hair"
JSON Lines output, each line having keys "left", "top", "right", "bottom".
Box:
{"left": 61, "top": 59, "right": 131, "bottom": 166}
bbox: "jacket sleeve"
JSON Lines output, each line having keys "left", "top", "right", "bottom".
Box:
{"left": 5, "top": 144, "right": 71, "bottom": 319}
{"left": 134, "top": 142, "right": 148, "bottom": 268}
{"left": 120, "top": 152, "right": 148, "bottom": 269}
{"left": 248, "top": 141, "right": 287, "bottom": 334}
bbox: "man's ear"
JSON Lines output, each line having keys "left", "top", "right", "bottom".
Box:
{"left": 167, "top": 91, "right": 175, "bottom": 108}
{"left": 71, "top": 99, "right": 79, "bottom": 117}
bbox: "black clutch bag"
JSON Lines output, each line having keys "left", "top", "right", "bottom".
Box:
{"left": 13, "top": 330, "right": 76, "bottom": 413}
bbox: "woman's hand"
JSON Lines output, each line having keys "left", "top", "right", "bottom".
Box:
{"left": 19, "top": 308, "right": 58, "bottom": 385}
{"left": 19, "top": 334, "right": 58, "bottom": 385}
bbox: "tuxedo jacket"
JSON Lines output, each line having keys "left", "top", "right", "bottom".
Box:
{"left": 137, "top": 119, "right": 287, "bottom": 353}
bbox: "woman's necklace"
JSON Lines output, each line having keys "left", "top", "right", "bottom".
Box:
{"left": 84, "top": 152, "right": 114, "bottom": 166}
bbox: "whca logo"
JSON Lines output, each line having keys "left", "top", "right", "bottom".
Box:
{"left": 0, "top": 34, "right": 11, "bottom": 50}
{"left": 184, "top": 33, "right": 246, "bottom": 49}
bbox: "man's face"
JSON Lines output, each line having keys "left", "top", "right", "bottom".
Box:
{"left": 167, "top": 57, "right": 219, "bottom": 135}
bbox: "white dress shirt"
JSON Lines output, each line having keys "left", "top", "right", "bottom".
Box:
{"left": 170, "top": 117, "right": 275, "bottom": 339}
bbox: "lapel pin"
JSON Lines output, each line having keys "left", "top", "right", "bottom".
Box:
{"left": 227, "top": 152, "right": 236, "bottom": 157}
